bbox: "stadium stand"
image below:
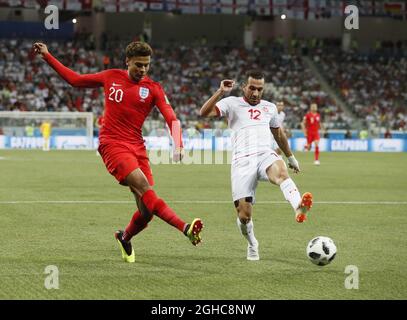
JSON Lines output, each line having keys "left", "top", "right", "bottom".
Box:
{"left": 0, "top": 38, "right": 359, "bottom": 132}
{"left": 0, "top": 39, "right": 104, "bottom": 116}
{"left": 316, "top": 46, "right": 407, "bottom": 131}
{"left": 0, "top": 0, "right": 406, "bottom": 135}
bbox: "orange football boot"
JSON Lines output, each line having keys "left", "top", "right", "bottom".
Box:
{"left": 296, "top": 192, "right": 313, "bottom": 223}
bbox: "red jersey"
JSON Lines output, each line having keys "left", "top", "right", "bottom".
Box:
{"left": 97, "top": 115, "right": 104, "bottom": 127}
{"left": 43, "top": 52, "right": 182, "bottom": 147}
{"left": 304, "top": 112, "right": 321, "bottom": 133}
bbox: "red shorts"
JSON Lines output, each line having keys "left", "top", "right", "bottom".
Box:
{"left": 307, "top": 131, "right": 320, "bottom": 145}
{"left": 98, "top": 141, "right": 154, "bottom": 186}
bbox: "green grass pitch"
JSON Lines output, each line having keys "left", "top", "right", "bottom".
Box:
{"left": 0, "top": 150, "right": 406, "bottom": 299}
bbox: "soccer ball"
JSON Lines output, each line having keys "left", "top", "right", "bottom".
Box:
{"left": 306, "top": 236, "right": 337, "bottom": 266}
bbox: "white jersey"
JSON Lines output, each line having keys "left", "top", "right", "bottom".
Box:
{"left": 276, "top": 111, "right": 286, "bottom": 127}
{"left": 216, "top": 96, "right": 280, "bottom": 160}
{"left": 270, "top": 111, "right": 286, "bottom": 149}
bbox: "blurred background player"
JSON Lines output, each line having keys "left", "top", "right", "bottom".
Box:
{"left": 200, "top": 72, "right": 313, "bottom": 261}
{"left": 25, "top": 123, "right": 35, "bottom": 138}
{"left": 301, "top": 103, "right": 324, "bottom": 165}
{"left": 270, "top": 101, "right": 286, "bottom": 155}
{"left": 33, "top": 41, "right": 203, "bottom": 263}
{"left": 40, "top": 120, "right": 51, "bottom": 151}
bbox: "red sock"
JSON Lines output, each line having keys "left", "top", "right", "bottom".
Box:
{"left": 123, "top": 210, "right": 152, "bottom": 242}
{"left": 141, "top": 189, "right": 186, "bottom": 232}
{"left": 315, "top": 146, "right": 320, "bottom": 160}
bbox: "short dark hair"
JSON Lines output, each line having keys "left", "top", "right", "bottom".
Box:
{"left": 125, "top": 42, "right": 153, "bottom": 58}
{"left": 246, "top": 70, "right": 265, "bottom": 81}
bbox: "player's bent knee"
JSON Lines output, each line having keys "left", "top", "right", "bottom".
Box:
{"left": 278, "top": 168, "right": 290, "bottom": 182}
{"left": 236, "top": 199, "right": 252, "bottom": 224}
{"left": 238, "top": 213, "right": 251, "bottom": 224}
{"left": 274, "top": 174, "right": 289, "bottom": 186}
{"left": 126, "top": 169, "right": 151, "bottom": 196}
{"left": 129, "top": 184, "right": 151, "bottom": 197}
{"left": 267, "top": 160, "right": 289, "bottom": 185}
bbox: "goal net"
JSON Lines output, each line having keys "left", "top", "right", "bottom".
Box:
{"left": 0, "top": 111, "right": 94, "bottom": 150}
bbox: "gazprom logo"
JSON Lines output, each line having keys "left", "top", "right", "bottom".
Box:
{"left": 331, "top": 140, "right": 368, "bottom": 151}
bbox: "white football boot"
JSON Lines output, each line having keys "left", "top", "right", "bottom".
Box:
{"left": 247, "top": 240, "right": 260, "bottom": 261}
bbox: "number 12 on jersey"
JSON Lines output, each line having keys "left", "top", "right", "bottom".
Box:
{"left": 248, "top": 109, "right": 261, "bottom": 120}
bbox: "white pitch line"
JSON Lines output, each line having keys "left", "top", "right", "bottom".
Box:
{"left": 0, "top": 200, "right": 406, "bottom": 205}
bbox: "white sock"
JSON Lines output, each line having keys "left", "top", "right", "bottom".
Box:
{"left": 236, "top": 218, "right": 257, "bottom": 246}
{"left": 280, "top": 178, "right": 302, "bottom": 212}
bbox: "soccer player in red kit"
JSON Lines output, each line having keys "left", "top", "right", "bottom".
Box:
{"left": 301, "top": 103, "right": 324, "bottom": 165}
{"left": 33, "top": 42, "right": 203, "bottom": 263}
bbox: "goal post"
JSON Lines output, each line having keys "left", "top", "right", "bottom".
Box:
{"left": 0, "top": 111, "right": 94, "bottom": 150}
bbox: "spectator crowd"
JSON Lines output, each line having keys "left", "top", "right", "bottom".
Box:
{"left": 1, "top": 38, "right": 406, "bottom": 135}
{"left": 317, "top": 49, "right": 407, "bottom": 131}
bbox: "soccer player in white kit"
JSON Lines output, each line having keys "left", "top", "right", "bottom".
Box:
{"left": 271, "top": 101, "right": 286, "bottom": 155}
{"left": 200, "top": 71, "right": 313, "bottom": 261}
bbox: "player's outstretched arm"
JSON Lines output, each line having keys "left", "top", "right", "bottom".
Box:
{"left": 161, "top": 108, "right": 184, "bottom": 162}
{"left": 33, "top": 42, "right": 104, "bottom": 88}
{"left": 200, "top": 80, "right": 234, "bottom": 117}
{"left": 271, "top": 127, "right": 300, "bottom": 173}
{"left": 155, "top": 85, "right": 184, "bottom": 162}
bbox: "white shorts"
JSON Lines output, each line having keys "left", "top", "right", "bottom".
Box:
{"left": 231, "top": 151, "right": 283, "bottom": 203}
